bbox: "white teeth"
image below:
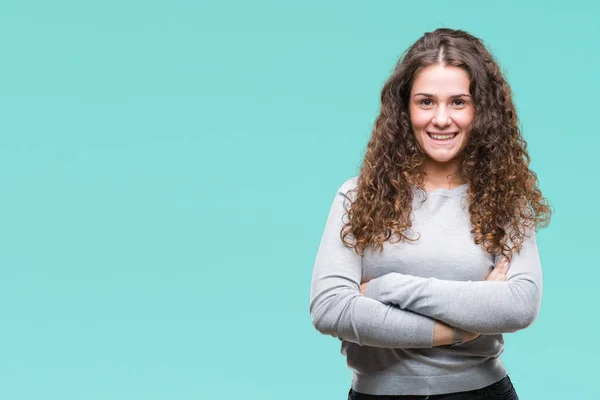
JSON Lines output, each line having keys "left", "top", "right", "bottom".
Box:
{"left": 430, "top": 133, "right": 457, "bottom": 140}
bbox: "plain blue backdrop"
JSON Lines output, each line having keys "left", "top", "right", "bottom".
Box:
{"left": 0, "top": 0, "right": 597, "bottom": 399}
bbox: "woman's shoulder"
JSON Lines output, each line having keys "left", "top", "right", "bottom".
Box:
{"left": 337, "top": 175, "right": 359, "bottom": 195}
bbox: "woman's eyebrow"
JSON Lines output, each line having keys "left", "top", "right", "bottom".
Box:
{"left": 413, "top": 93, "right": 471, "bottom": 98}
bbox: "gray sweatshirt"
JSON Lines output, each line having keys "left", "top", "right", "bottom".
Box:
{"left": 309, "top": 176, "right": 542, "bottom": 396}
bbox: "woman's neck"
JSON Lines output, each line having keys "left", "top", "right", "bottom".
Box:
{"left": 422, "top": 160, "right": 465, "bottom": 191}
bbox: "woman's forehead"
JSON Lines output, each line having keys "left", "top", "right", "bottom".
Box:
{"left": 411, "top": 64, "right": 470, "bottom": 95}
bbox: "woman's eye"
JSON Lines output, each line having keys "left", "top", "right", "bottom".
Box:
{"left": 419, "top": 99, "right": 433, "bottom": 106}
{"left": 452, "top": 99, "right": 465, "bottom": 106}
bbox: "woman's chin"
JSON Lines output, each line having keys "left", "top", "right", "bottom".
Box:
{"left": 424, "top": 151, "right": 460, "bottom": 164}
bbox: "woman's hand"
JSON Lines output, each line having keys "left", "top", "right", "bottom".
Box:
{"left": 486, "top": 259, "right": 510, "bottom": 281}
{"left": 360, "top": 282, "right": 368, "bottom": 295}
{"left": 433, "top": 321, "right": 481, "bottom": 346}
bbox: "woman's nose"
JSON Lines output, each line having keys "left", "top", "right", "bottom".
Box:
{"left": 432, "top": 107, "right": 451, "bottom": 128}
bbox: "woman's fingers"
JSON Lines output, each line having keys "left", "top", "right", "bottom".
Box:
{"left": 360, "top": 282, "right": 368, "bottom": 294}
{"left": 485, "top": 264, "right": 500, "bottom": 281}
{"left": 486, "top": 260, "right": 510, "bottom": 281}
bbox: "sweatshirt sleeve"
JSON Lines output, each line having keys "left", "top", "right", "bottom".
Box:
{"left": 309, "top": 178, "right": 437, "bottom": 348}
{"left": 363, "top": 226, "right": 543, "bottom": 334}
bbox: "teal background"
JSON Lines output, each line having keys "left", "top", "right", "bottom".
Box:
{"left": 0, "top": 0, "right": 596, "bottom": 398}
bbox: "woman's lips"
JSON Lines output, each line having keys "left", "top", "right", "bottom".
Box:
{"left": 426, "top": 131, "right": 459, "bottom": 143}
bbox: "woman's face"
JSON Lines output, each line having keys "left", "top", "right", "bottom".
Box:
{"left": 409, "top": 64, "right": 474, "bottom": 165}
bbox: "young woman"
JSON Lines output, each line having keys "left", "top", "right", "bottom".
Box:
{"left": 309, "top": 28, "right": 552, "bottom": 400}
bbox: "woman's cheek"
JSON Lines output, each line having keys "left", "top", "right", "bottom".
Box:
{"left": 410, "top": 112, "right": 430, "bottom": 129}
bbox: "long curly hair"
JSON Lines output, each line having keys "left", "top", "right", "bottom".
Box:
{"left": 341, "top": 28, "right": 552, "bottom": 261}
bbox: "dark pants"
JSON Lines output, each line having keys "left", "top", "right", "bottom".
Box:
{"left": 348, "top": 375, "right": 518, "bottom": 400}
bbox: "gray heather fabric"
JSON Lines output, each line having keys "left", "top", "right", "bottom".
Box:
{"left": 309, "top": 176, "right": 542, "bottom": 396}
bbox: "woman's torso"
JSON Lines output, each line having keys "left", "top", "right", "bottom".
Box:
{"left": 345, "top": 183, "right": 507, "bottom": 395}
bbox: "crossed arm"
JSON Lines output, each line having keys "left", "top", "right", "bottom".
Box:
{"left": 309, "top": 179, "right": 543, "bottom": 348}
{"left": 362, "top": 241, "right": 542, "bottom": 335}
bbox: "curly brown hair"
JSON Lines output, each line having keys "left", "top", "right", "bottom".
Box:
{"left": 341, "top": 28, "right": 552, "bottom": 261}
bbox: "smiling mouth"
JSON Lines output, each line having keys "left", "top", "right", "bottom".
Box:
{"left": 427, "top": 132, "right": 458, "bottom": 141}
